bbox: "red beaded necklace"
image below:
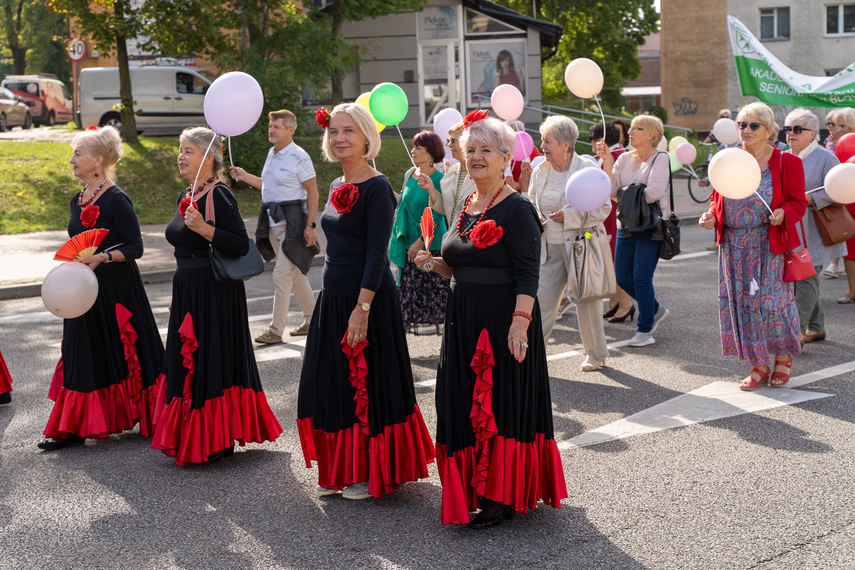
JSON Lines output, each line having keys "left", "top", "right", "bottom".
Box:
{"left": 77, "top": 178, "right": 108, "bottom": 208}
{"left": 185, "top": 176, "right": 218, "bottom": 196}
{"left": 456, "top": 186, "right": 503, "bottom": 237}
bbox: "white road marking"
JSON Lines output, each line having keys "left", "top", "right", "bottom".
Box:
{"left": 557, "top": 361, "right": 855, "bottom": 450}
{"left": 670, "top": 250, "right": 715, "bottom": 261}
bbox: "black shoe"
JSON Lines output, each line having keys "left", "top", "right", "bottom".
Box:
{"left": 0, "top": 391, "right": 10, "bottom": 405}
{"left": 37, "top": 435, "right": 86, "bottom": 451}
{"left": 208, "top": 445, "right": 235, "bottom": 462}
{"left": 468, "top": 503, "right": 516, "bottom": 529}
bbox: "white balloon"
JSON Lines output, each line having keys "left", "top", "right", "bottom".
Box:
{"left": 657, "top": 137, "right": 667, "bottom": 151}
{"left": 708, "top": 148, "right": 761, "bottom": 200}
{"left": 203, "top": 72, "right": 264, "bottom": 137}
{"left": 824, "top": 163, "right": 855, "bottom": 204}
{"left": 530, "top": 156, "right": 546, "bottom": 170}
{"left": 713, "top": 118, "right": 739, "bottom": 146}
{"left": 564, "top": 58, "right": 604, "bottom": 99}
{"left": 41, "top": 262, "right": 99, "bottom": 319}
{"left": 433, "top": 108, "right": 463, "bottom": 143}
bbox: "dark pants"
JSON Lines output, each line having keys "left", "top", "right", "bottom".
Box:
{"left": 615, "top": 229, "right": 660, "bottom": 333}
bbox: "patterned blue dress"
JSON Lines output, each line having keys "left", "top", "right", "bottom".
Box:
{"left": 719, "top": 168, "right": 801, "bottom": 366}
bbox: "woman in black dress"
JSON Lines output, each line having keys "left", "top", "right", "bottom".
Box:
{"left": 151, "top": 127, "right": 282, "bottom": 465}
{"left": 415, "top": 112, "right": 567, "bottom": 527}
{"left": 38, "top": 126, "right": 164, "bottom": 450}
{"left": 297, "top": 103, "right": 435, "bottom": 500}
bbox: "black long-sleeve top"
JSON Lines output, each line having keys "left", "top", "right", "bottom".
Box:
{"left": 68, "top": 185, "right": 143, "bottom": 260}
{"left": 320, "top": 175, "right": 396, "bottom": 296}
{"left": 165, "top": 183, "right": 250, "bottom": 259}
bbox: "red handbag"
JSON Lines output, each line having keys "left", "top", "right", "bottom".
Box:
{"left": 783, "top": 220, "right": 816, "bottom": 282}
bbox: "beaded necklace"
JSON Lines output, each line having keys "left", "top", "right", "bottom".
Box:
{"left": 456, "top": 186, "right": 502, "bottom": 237}
{"left": 77, "top": 178, "right": 108, "bottom": 208}
{"left": 186, "top": 176, "right": 218, "bottom": 196}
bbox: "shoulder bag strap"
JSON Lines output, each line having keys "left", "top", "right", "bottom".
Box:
{"left": 204, "top": 186, "right": 216, "bottom": 226}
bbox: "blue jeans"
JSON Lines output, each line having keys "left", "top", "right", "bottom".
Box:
{"left": 615, "top": 229, "right": 660, "bottom": 333}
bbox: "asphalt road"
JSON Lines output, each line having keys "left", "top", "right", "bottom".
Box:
{"left": 1, "top": 224, "right": 854, "bottom": 569}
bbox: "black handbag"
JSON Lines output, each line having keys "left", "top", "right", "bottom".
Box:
{"left": 204, "top": 184, "right": 265, "bottom": 283}
{"left": 658, "top": 167, "right": 681, "bottom": 260}
{"left": 616, "top": 152, "right": 664, "bottom": 236}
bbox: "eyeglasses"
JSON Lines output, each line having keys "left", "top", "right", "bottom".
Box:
{"left": 448, "top": 137, "right": 459, "bottom": 144}
{"left": 737, "top": 122, "right": 763, "bottom": 131}
{"left": 782, "top": 126, "right": 812, "bottom": 135}
{"left": 628, "top": 127, "right": 645, "bottom": 132}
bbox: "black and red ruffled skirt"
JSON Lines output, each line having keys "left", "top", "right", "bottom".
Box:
{"left": 152, "top": 262, "right": 282, "bottom": 465}
{"left": 435, "top": 281, "right": 567, "bottom": 524}
{"left": 297, "top": 287, "right": 435, "bottom": 497}
{"left": 44, "top": 261, "right": 164, "bottom": 440}
{"left": 0, "top": 348, "right": 12, "bottom": 395}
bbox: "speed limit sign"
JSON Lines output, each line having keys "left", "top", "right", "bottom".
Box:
{"left": 67, "top": 39, "right": 85, "bottom": 62}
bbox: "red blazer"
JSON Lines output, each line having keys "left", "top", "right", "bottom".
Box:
{"left": 709, "top": 147, "right": 807, "bottom": 254}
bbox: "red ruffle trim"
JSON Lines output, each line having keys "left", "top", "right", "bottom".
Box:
{"left": 0, "top": 348, "right": 13, "bottom": 393}
{"left": 341, "top": 332, "right": 369, "bottom": 435}
{"left": 43, "top": 304, "right": 163, "bottom": 439}
{"left": 436, "top": 436, "right": 568, "bottom": 525}
{"left": 470, "top": 329, "right": 498, "bottom": 488}
{"left": 297, "top": 406, "right": 436, "bottom": 497}
{"left": 178, "top": 312, "right": 197, "bottom": 416}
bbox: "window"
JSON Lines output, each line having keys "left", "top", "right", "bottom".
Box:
{"left": 760, "top": 7, "right": 790, "bottom": 40}
{"left": 827, "top": 3, "right": 855, "bottom": 35}
{"left": 176, "top": 72, "right": 207, "bottom": 95}
{"left": 465, "top": 9, "right": 522, "bottom": 35}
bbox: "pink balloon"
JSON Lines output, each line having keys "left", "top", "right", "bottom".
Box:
{"left": 512, "top": 132, "right": 534, "bottom": 161}
{"left": 565, "top": 167, "right": 611, "bottom": 212}
{"left": 491, "top": 84, "right": 524, "bottom": 121}
{"left": 203, "top": 72, "right": 264, "bottom": 137}
{"left": 675, "top": 142, "right": 697, "bottom": 165}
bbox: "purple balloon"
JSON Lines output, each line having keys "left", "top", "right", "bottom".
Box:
{"left": 564, "top": 167, "right": 611, "bottom": 212}
{"left": 203, "top": 72, "right": 264, "bottom": 137}
{"left": 512, "top": 131, "right": 534, "bottom": 161}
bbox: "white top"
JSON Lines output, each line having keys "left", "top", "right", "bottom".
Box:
{"left": 261, "top": 142, "right": 316, "bottom": 226}
{"left": 609, "top": 151, "right": 669, "bottom": 204}
{"left": 540, "top": 168, "right": 571, "bottom": 244}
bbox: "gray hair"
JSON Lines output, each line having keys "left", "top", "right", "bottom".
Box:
{"left": 180, "top": 126, "right": 223, "bottom": 175}
{"left": 71, "top": 125, "right": 124, "bottom": 180}
{"left": 505, "top": 119, "right": 525, "bottom": 132}
{"left": 785, "top": 108, "right": 820, "bottom": 142}
{"left": 540, "top": 115, "right": 579, "bottom": 148}
{"left": 460, "top": 116, "right": 514, "bottom": 158}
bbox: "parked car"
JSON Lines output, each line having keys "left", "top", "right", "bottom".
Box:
{"left": 0, "top": 86, "right": 32, "bottom": 131}
{"left": 76, "top": 65, "right": 212, "bottom": 135}
{"left": 1, "top": 73, "right": 73, "bottom": 127}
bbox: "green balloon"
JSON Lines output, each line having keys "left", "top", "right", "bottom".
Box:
{"left": 669, "top": 152, "right": 682, "bottom": 173}
{"left": 369, "top": 83, "right": 408, "bottom": 126}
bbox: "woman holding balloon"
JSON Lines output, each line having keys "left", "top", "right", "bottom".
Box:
{"left": 596, "top": 115, "right": 671, "bottom": 347}
{"left": 528, "top": 115, "right": 611, "bottom": 370}
{"left": 39, "top": 126, "right": 164, "bottom": 451}
{"left": 823, "top": 107, "right": 855, "bottom": 298}
{"left": 151, "top": 127, "right": 282, "bottom": 465}
{"left": 699, "top": 102, "right": 806, "bottom": 390}
{"left": 422, "top": 120, "right": 476, "bottom": 227}
{"left": 297, "top": 103, "right": 435, "bottom": 501}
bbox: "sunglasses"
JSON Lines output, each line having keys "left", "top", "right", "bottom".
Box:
{"left": 827, "top": 122, "right": 839, "bottom": 128}
{"left": 782, "top": 126, "right": 812, "bottom": 135}
{"left": 448, "top": 137, "right": 459, "bottom": 144}
{"left": 737, "top": 122, "right": 763, "bottom": 131}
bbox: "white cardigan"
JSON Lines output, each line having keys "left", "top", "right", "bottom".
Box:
{"left": 430, "top": 162, "right": 477, "bottom": 227}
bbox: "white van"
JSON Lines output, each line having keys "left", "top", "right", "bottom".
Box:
{"left": 1, "top": 73, "right": 73, "bottom": 126}
{"left": 77, "top": 66, "right": 212, "bottom": 134}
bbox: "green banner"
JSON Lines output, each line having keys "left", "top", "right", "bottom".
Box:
{"left": 728, "top": 15, "right": 855, "bottom": 108}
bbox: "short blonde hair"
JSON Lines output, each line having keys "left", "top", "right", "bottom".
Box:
{"left": 321, "top": 103, "right": 381, "bottom": 162}
{"left": 737, "top": 102, "right": 775, "bottom": 131}
{"left": 631, "top": 114, "right": 664, "bottom": 147}
{"left": 460, "top": 116, "right": 514, "bottom": 159}
{"left": 71, "top": 126, "right": 124, "bottom": 180}
{"left": 827, "top": 107, "right": 855, "bottom": 130}
{"left": 180, "top": 126, "right": 223, "bottom": 176}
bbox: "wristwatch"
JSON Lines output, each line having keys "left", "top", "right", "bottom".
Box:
{"left": 310, "top": 222, "right": 317, "bottom": 229}
{"left": 423, "top": 261, "right": 434, "bottom": 272}
{"left": 359, "top": 302, "right": 371, "bottom": 312}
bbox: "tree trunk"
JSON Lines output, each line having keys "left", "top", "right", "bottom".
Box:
{"left": 113, "top": 0, "right": 138, "bottom": 142}
{"left": 2, "top": 0, "right": 26, "bottom": 74}
{"left": 330, "top": 0, "right": 343, "bottom": 104}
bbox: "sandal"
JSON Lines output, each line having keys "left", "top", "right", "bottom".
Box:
{"left": 739, "top": 366, "right": 771, "bottom": 391}
{"left": 770, "top": 355, "right": 793, "bottom": 387}
{"left": 581, "top": 356, "right": 605, "bottom": 372}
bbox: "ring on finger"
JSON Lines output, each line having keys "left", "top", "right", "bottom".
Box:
{"left": 521, "top": 342, "right": 529, "bottom": 348}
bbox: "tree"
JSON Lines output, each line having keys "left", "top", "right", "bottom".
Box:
{"left": 1, "top": 0, "right": 27, "bottom": 74}
{"left": 494, "top": 0, "right": 659, "bottom": 107}
{"left": 50, "top": 0, "right": 142, "bottom": 142}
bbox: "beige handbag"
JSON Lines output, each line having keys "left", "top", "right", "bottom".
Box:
{"left": 565, "top": 213, "right": 617, "bottom": 303}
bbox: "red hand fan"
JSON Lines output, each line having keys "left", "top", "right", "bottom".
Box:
{"left": 420, "top": 207, "right": 435, "bottom": 251}
{"left": 53, "top": 228, "right": 110, "bottom": 261}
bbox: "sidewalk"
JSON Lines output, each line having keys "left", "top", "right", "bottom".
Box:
{"left": 0, "top": 182, "right": 709, "bottom": 300}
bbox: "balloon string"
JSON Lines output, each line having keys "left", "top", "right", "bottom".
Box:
{"left": 396, "top": 124, "right": 416, "bottom": 169}
{"left": 755, "top": 193, "right": 775, "bottom": 216}
{"left": 805, "top": 187, "right": 823, "bottom": 194}
{"left": 191, "top": 132, "right": 218, "bottom": 202}
{"left": 228, "top": 137, "right": 235, "bottom": 168}
{"left": 594, "top": 95, "right": 607, "bottom": 150}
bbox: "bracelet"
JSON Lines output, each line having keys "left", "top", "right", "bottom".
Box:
{"left": 512, "top": 311, "right": 532, "bottom": 322}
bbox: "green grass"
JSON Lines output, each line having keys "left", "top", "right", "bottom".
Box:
{"left": 0, "top": 134, "right": 415, "bottom": 234}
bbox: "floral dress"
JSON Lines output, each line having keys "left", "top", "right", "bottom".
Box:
{"left": 718, "top": 168, "right": 801, "bottom": 365}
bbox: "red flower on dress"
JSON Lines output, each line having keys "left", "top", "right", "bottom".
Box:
{"left": 179, "top": 197, "right": 197, "bottom": 218}
{"left": 80, "top": 205, "right": 100, "bottom": 228}
{"left": 469, "top": 220, "right": 503, "bottom": 249}
{"left": 316, "top": 107, "right": 331, "bottom": 129}
{"left": 463, "top": 109, "right": 490, "bottom": 128}
{"left": 330, "top": 183, "right": 360, "bottom": 215}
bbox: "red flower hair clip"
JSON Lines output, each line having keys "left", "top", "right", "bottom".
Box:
{"left": 316, "top": 107, "right": 331, "bottom": 129}
{"left": 463, "top": 109, "right": 490, "bottom": 128}
{"left": 86, "top": 126, "right": 99, "bottom": 131}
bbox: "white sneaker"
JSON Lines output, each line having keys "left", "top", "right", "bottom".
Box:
{"left": 342, "top": 481, "right": 372, "bottom": 500}
{"left": 650, "top": 306, "right": 670, "bottom": 334}
{"left": 824, "top": 263, "right": 839, "bottom": 277}
{"left": 317, "top": 485, "right": 339, "bottom": 496}
{"left": 627, "top": 332, "right": 655, "bottom": 347}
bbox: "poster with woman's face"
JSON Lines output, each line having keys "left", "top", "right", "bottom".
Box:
{"left": 466, "top": 39, "right": 526, "bottom": 106}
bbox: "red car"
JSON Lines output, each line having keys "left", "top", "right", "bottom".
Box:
{"left": 1, "top": 73, "right": 73, "bottom": 127}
